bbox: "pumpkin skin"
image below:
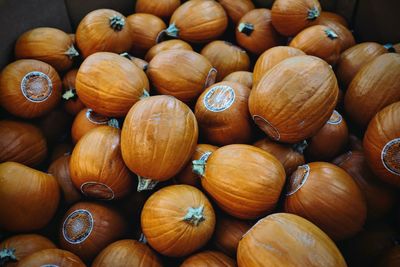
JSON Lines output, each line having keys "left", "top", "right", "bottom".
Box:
{"left": 271, "top": 0, "right": 321, "bottom": 37}
{"left": 59, "top": 202, "right": 127, "bottom": 262}
{"left": 223, "top": 71, "right": 253, "bottom": 88}
{"left": 136, "top": 0, "right": 181, "bottom": 19}
{"left": 181, "top": 250, "right": 236, "bottom": 267}
{"left": 313, "top": 11, "right": 348, "bottom": 28}
{"left": 363, "top": 102, "right": 400, "bottom": 187}
{"left": 349, "top": 134, "right": 364, "bottom": 152}
{"left": 218, "top": 0, "right": 255, "bottom": 24}
{"left": 62, "top": 69, "right": 85, "bottom": 115}
{"left": 195, "top": 82, "right": 253, "bottom": 145}
{"left": 92, "top": 240, "right": 162, "bottom": 267}
{"left": 15, "top": 27, "right": 78, "bottom": 72}
{"left": 249, "top": 55, "right": 338, "bottom": 143}
{"left": 336, "top": 42, "right": 387, "bottom": 88}
{"left": 0, "top": 162, "right": 60, "bottom": 232}
{"left": 284, "top": 162, "right": 367, "bottom": 240}
{"left": 121, "top": 95, "right": 198, "bottom": 182}
{"left": 70, "top": 126, "right": 133, "bottom": 200}
{"left": 147, "top": 50, "right": 216, "bottom": 103}
{"left": 236, "top": 9, "right": 282, "bottom": 55}
{"left": 76, "top": 9, "right": 132, "bottom": 58}
{"left": 71, "top": 108, "right": 110, "bottom": 144}
{"left": 253, "top": 46, "right": 305, "bottom": 86}
{"left": 332, "top": 151, "right": 396, "bottom": 220}
{"left": 201, "top": 41, "right": 250, "bottom": 81}
{"left": 141, "top": 185, "right": 216, "bottom": 257}
{"left": 145, "top": 39, "right": 192, "bottom": 62}
{"left": 237, "top": 213, "right": 347, "bottom": 267}
{"left": 0, "top": 59, "right": 61, "bottom": 118}
{"left": 76, "top": 52, "right": 149, "bottom": 117}
{"left": 0, "top": 120, "right": 47, "bottom": 167}
{"left": 198, "top": 144, "right": 286, "bottom": 219}
{"left": 166, "top": 0, "right": 228, "bottom": 43}
{"left": 17, "top": 249, "right": 85, "bottom": 267}
{"left": 313, "top": 18, "right": 355, "bottom": 52}
{"left": 289, "top": 25, "right": 341, "bottom": 65}
{"left": 344, "top": 53, "right": 400, "bottom": 128}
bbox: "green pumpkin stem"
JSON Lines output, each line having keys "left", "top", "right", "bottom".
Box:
{"left": 137, "top": 176, "right": 158, "bottom": 192}
{"left": 62, "top": 88, "right": 77, "bottom": 100}
{"left": 138, "top": 233, "right": 148, "bottom": 244}
{"left": 140, "top": 89, "right": 150, "bottom": 100}
{"left": 238, "top": 23, "right": 254, "bottom": 36}
{"left": 182, "top": 205, "right": 205, "bottom": 226}
{"left": 120, "top": 52, "right": 132, "bottom": 60}
{"left": 109, "top": 15, "right": 125, "bottom": 31}
{"left": 384, "top": 43, "right": 396, "bottom": 53}
{"left": 192, "top": 159, "right": 206, "bottom": 176}
{"left": 307, "top": 6, "right": 320, "bottom": 20}
{"left": 292, "top": 140, "right": 308, "bottom": 154}
{"left": 0, "top": 248, "right": 17, "bottom": 266}
{"left": 325, "top": 29, "right": 338, "bottom": 40}
{"left": 107, "top": 118, "right": 120, "bottom": 128}
{"left": 165, "top": 23, "right": 179, "bottom": 38}
{"left": 65, "top": 45, "right": 79, "bottom": 59}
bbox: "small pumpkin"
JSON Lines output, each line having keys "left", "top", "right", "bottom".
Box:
{"left": 313, "top": 18, "right": 355, "bottom": 52}
{"left": 147, "top": 50, "right": 216, "bottom": 103}
{"left": 180, "top": 250, "right": 236, "bottom": 267}
{"left": 222, "top": 71, "right": 253, "bottom": 88}
{"left": 271, "top": 0, "right": 321, "bottom": 37}
{"left": 145, "top": 39, "right": 192, "bottom": 62}
{"left": 284, "top": 162, "right": 367, "bottom": 240}
{"left": 17, "top": 249, "right": 85, "bottom": 267}
{"left": 344, "top": 53, "right": 400, "bottom": 127}
{"left": 313, "top": 11, "right": 348, "bottom": 28}
{"left": 15, "top": 27, "right": 78, "bottom": 72}
{"left": 62, "top": 69, "right": 85, "bottom": 115}
{"left": 249, "top": 55, "right": 338, "bottom": 143}
{"left": 141, "top": 185, "right": 215, "bottom": 257}
{"left": 363, "top": 101, "right": 400, "bottom": 187}
{"left": 76, "top": 9, "right": 132, "bottom": 58}
{"left": 0, "top": 162, "right": 60, "bottom": 232}
{"left": 71, "top": 108, "right": 111, "bottom": 144}
{"left": 135, "top": 0, "right": 181, "bottom": 19}
{"left": 218, "top": 0, "right": 255, "bottom": 24}
{"left": 201, "top": 41, "right": 250, "bottom": 81}
{"left": 236, "top": 8, "right": 283, "bottom": 55}
{"left": 0, "top": 59, "right": 61, "bottom": 118}
{"left": 120, "top": 52, "right": 149, "bottom": 71}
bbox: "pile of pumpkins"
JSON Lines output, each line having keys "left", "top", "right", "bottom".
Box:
{"left": 0, "top": 0, "right": 399, "bottom": 266}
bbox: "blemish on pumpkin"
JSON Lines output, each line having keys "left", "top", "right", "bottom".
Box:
{"left": 20, "top": 71, "right": 53, "bottom": 102}
{"left": 252, "top": 115, "right": 280, "bottom": 141}
{"left": 327, "top": 110, "right": 342, "bottom": 125}
{"left": 381, "top": 138, "right": 400, "bottom": 175}
{"left": 286, "top": 164, "right": 310, "bottom": 196}
{"left": 80, "top": 182, "right": 115, "bottom": 200}
{"left": 62, "top": 209, "right": 93, "bottom": 244}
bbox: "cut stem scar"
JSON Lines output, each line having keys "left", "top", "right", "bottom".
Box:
{"left": 137, "top": 176, "right": 158, "bottom": 192}
{"left": 182, "top": 205, "right": 205, "bottom": 226}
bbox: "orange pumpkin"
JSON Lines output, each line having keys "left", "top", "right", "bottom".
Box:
{"left": 313, "top": 18, "right": 355, "bottom": 52}
{"left": 0, "top": 59, "right": 61, "bottom": 118}
{"left": 201, "top": 41, "right": 250, "bottom": 81}
{"left": 195, "top": 144, "right": 285, "bottom": 219}
{"left": 249, "top": 55, "right": 338, "bottom": 143}
{"left": 218, "top": 0, "right": 255, "bottom": 24}
{"left": 222, "top": 71, "right": 253, "bottom": 88}
{"left": 284, "top": 162, "right": 367, "bottom": 240}
{"left": 344, "top": 53, "right": 400, "bottom": 127}
{"left": 76, "top": 9, "right": 132, "bottom": 58}
{"left": 147, "top": 50, "right": 216, "bottom": 103}
{"left": 271, "top": 0, "right": 321, "bottom": 36}
{"left": 165, "top": 0, "right": 228, "bottom": 43}
{"left": 0, "top": 162, "right": 60, "bottom": 232}
{"left": 62, "top": 69, "right": 85, "bottom": 115}
{"left": 363, "top": 101, "right": 400, "bottom": 187}
{"left": 135, "top": 0, "right": 181, "bottom": 19}
{"left": 237, "top": 213, "right": 347, "bottom": 267}
{"left": 181, "top": 250, "right": 236, "bottom": 267}
{"left": 141, "top": 185, "right": 215, "bottom": 257}
{"left": 71, "top": 108, "right": 111, "bottom": 144}
{"left": 236, "top": 9, "right": 283, "bottom": 55}
{"left": 313, "top": 11, "right": 348, "bottom": 28}
{"left": 120, "top": 52, "right": 149, "bottom": 71}
{"left": 17, "top": 249, "right": 85, "bottom": 267}
{"left": 145, "top": 39, "right": 192, "bottom": 62}
{"left": 76, "top": 52, "right": 149, "bottom": 117}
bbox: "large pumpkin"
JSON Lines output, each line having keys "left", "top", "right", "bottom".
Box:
{"left": 218, "top": 0, "right": 255, "bottom": 24}
{"left": 223, "top": 71, "right": 253, "bottom": 89}
{"left": 249, "top": 55, "right": 338, "bottom": 143}
{"left": 145, "top": 39, "right": 193, "bottom": 62}
{"left": 17, "top": 249, "right": 85, "bottom": 267}
{"left": 135, "top": 0, "right": 181, "bottom": 19}
{"left": 180, "top": 251, "right": 236, "bottom": 267}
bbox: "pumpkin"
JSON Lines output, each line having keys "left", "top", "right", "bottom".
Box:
{"left": 70, "top": 126, "right": 133, "bottom": 200}
{"left": 92, "top": 240, "right": 162, "bottom": 267}
{"left": 0, "top": 162, "right": 60, "bottom": 232}
{"left": 313, "top": 11, "right": 348, "bottom": 28}
{"left": 175, "top": 144, "right": 218, "bottom": 188}
{"left": 237, "top": 213, "right": 347, "bottom": 267}
{"left": 305, "top": 110, "right": 349, "bottom": 161}
{"left": 213, "top": 216, "right": 252, "bottom": 257}
{"left": 0, "top": 59, "right": 61, "bottom": 118}
{"left": 147, "top": 50, "right": 216, "bottom": 103}
{"left": 141, "top": 185, "right": 215, "bottom": 257}
{"left": 344, "top": 53, "right": 400, "bottom": 127}
{"left": 76, "top": 52, "right": 149, "bottom": 117}
{"left": 127, "top": 13, "right": 166, "bottom": 56}
{"left": 253, "top": 46, "right": 305, "bottom": 86}
{"left": 48, "top": 155, "right": 82, "bottom": 205}
{"left": 0, "top": 234, "right": 56, "bottom": 267}
{"left": 379, "top": 246, "right": 400, "bottom": 267}
{"left": 135, "top": 0, "right": 181, "bottom": 19}
{"left": 289, "top": 25, "right": 341, "bottom": 65}
{"left": 71, "top": 108, "right": 111, "bottom": 144}
{"left": 76, "top": 9, "right": 132, "bottom": 58}
{"left": 15, "top": 27, "right": 78, "bottom": 72}
{"left": 236, "top": 9, "right": 283, "bottom": 55}
{"left": 201, "top": 41, "right": 250, "bottom": 81}
{"left": 17, "top": 249, "right": 85, "bottom": 267}
{"left": 222, "top": 71, "right": 253, "bottom": 88}
{"left": 120, "top": 52, "right": 149, "bottom": 71}
{"left": 218, "top": 0, "right": 255, "bottom": 25}
{"left": 145, "top": 39, "right": 192, "bottom": 62}
{"left": 333, "top": 151, "right": 396, "bottom": 220}
{"left": 0, "top": 120, "right": 47, "bottom": 166}
{"left": 284, "top": 162, "right": 367, "bottom": 240}
{"left": 253, "top": 138, "right": 305, "bottom": 176}
{"left": 336, "top": 42, "right": 387, "bottom": 88}
{"left": 313, "top": 18, "right": 355, "bottom": 52}
{"left": 62, "top": 69, "right": 85, "bottom": 115}
{"left": 249, "top": 55, "right": 338, "bottom": 143}
{"left": 363, "top": 101, "right": 400, "bottom": 187}
{"left": 181, "top": 250, "right": 236, "bottom": 267}
{"left": 59, "top": 202, "right": 127, "bottom": 262}
{"left": 195, "top": 144, "right": 285, "bottom": 219}
{"left": 165, "top": 0, "right": 228, "bottom": 43}
{"left": 271, "top": 0, "right": 321, "bottom": 36}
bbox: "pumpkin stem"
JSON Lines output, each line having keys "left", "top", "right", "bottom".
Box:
{"left": 238, "top": 23, "right": 254, "bottom": 36}
{"left": 182, "top": 205, "right": 205, "bottom": 226}
{"left": 292, "top": 140, "right": 308, "bottom": 154}
{"left": 62, "top": 88, "right": 77, "bottom": 100}
{"left": 325, "top": 29, "right": 338, "bottom": 40}
{"left": 107, "top": 118, "right": 120, "bottom": 128}
{"left": 165, "top": 23, "right": 179, "bottom": 38}
{"left": 65, "top": 45, "right": 79, "bottom": 59}
{"left": 139, "top": 233, "right": 148, "bottom": 244}
{"left": 384, "top": 43, "right": 396, "bottom": 53}
{"left": 109, "top": 15, "right": 125, "bottom": 31}
{"left": 137, "top": 176, "right": 158, "bottom": 192}
{"left": 0, "top": 248, "right": 17, "bottom": 265}
{"left": 120, "top": 52, "right": 132, "bottom": 60}
{"left": 192, "top": 159, "right": 206, "bottom": 177}
{"left": 140, "top": 89, "right": 150, "bottom": 100}
{"left": 307, "top": 6, "right": 320, "bottom": 20}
